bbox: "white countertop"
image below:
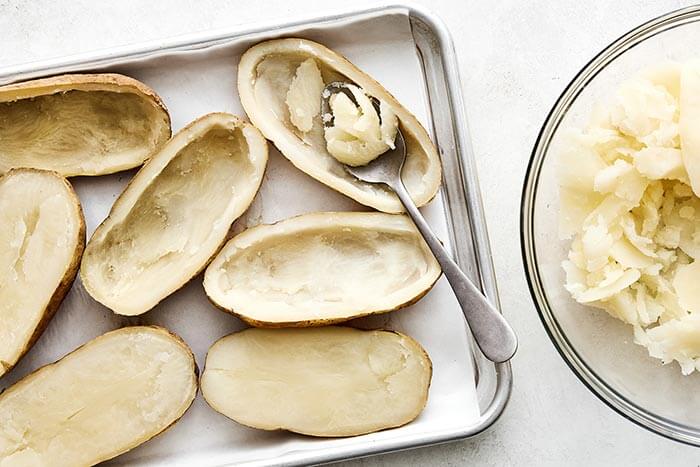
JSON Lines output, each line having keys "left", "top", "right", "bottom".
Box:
{"left": 2, "top": 0, "right": 698, "bottom": 465}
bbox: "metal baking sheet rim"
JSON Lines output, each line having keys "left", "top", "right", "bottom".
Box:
{"left": 0, "top": 2, "right": 513, "bottom": 465}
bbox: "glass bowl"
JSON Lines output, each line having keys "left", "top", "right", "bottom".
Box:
{"left": 521, "top": 6, "right": 700, "bottom": 445}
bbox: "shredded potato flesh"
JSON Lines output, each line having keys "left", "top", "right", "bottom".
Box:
{"left": 560, "top": 60, "right": 700, "bottom": 374}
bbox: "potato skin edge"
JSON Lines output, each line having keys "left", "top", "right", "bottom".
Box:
{"left": 206, "top": 272, "right": 440, "bottom": 328}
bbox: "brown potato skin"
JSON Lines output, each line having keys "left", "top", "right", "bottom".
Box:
{"left": 80, "top": 113, "right": 269, "bottom": 316}
{"left": 0, "top": 168, "right": 86, "bottom": 377}
{"left": 200, "top": 326, "right": 433, "bottom": 437}
{"left": 0, "top": 326, "right": 198, "bottom": 463}
{"left": 0, "top": 73, "right": 172, "bottom": 176}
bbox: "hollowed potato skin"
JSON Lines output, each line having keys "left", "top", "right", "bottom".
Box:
{"left": 0, "top": 73, "right": 171, "bottom": 176}
{"left": 203, "top": 211, "right": 442, "bottom": 327}
{"left": 238, "top": 38, "right": 442, "bottom": 213}
{"left": 80, "top": 112, "right": 268, "bottom": 316}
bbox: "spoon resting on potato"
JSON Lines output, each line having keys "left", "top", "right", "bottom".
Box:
{"left": 321, "top": 81, "right": 518, "bottom": 363}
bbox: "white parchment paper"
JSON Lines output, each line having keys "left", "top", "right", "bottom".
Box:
{"left": 0, "top": 11, "right": 480, "bottom": 466}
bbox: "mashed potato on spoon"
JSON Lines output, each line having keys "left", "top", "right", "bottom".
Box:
{"left": 285, "top": 58, "right": 398, "bottom": 166}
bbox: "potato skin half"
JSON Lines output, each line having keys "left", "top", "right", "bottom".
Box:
{"left": 238, "top": 38, "right": 442, "bottom": 213}
{"left": 0, "top": 73, "right": 172, "bottom": 176}
{"left": 203, "top": 211, "right": 442, "bottom": 327}
{"left": 200, "top": 326, "right": 433, "bottom": 437}
{"left": 0, "top": 326, "right": 198, "bottom": 463}
{"left": 0, "top": 168, "right": 86, "bottom": 377}
{"left": 80, "top": 112, "right": 269, "bottom": 316}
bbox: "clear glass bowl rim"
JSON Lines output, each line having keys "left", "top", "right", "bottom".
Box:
{"left": 520, "top": 5, "right": 700, "bottom": 446}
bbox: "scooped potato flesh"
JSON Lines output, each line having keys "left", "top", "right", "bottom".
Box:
{"left": 286, "top": 58, "right": 325, "bottom": 133}
{"left": 201, "top": 327, "right": 432, "bottom": 437}
{"left": 285, "top": 58, "right": 398, "bottom": 166}
{"left": 0, "top": 91, "right": 166, "bottom": 176}
{"left": 558, "top": 60, "right": 700, "bottom": 374}
{"left": 0, "top": 171, "right": 82, "bottom": 376}
{"left": 0, "top": 326, "right": 197, "bottom": 467}
{"left": 84, "top": 126, "right": 258, "bottom": 315}
{"left": 323, "top": 85, "right": 398, "bottom": 166}
{"left": 205, "top": 213, "right": 440, "bottom": 324}
{"left": 680, "top": 60, "right": 700, "bottom": 196}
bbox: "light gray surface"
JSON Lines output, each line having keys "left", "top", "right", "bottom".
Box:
{"left": 1, "top": 0, "right": 698, "bottom": 465}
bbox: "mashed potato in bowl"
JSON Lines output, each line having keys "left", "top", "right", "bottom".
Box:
{"left": 560, "top": 60, "right": 700, "bottom": 374}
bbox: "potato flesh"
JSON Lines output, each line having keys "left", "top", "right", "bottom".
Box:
{"left": 324, "top": 85, "right": 398, "bottom": 166}
{"left": 286, "top": 58, "right": 324, "bottom": 133}
{"left": 217, "top": 230, "right": 431, "bottom": 317}
{"left": 255, "top": 54, "right": 341, "bottom": 148}
{"left": 680, "top": 61, "right": 700, "bottom": 196}
{"left": 83, "top": 123, "right": 260, "bottom": 315}
{"left": 558, "top": 61, "right": 700, "bottom": 374}
{"left": 0, "top": 327, "right": 196, "bottom": 467}
{"left": 284, "top": 58, "right": 398, "bottom": 166}
{"left": 250, "top": 52, "right": 430, "bottom": 207}
{"left": 673, "top": 261, "right": 700, "bottom": 312}
{"left": 0, "top": 172, "right": 81, "bottom": 375}
{"left": 201, "top": 327, "right": 431, "bottom": 437}
{"left": 0, "top": 91, "right": 166, "bottom": 176}
{"left": 205, "top": 213, "right": 440, "bottom": 324}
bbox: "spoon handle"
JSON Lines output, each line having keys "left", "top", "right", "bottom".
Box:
{"left": 391, "top": 179, "right": 518, "bottom": 363}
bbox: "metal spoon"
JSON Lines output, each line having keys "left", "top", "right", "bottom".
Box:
{"left": 322, "top": 82, "right": 517, "bottom": 363}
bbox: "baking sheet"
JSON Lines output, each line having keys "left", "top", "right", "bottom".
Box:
{"left": 0, "top": 10, "right": 480, "bottom": 467}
